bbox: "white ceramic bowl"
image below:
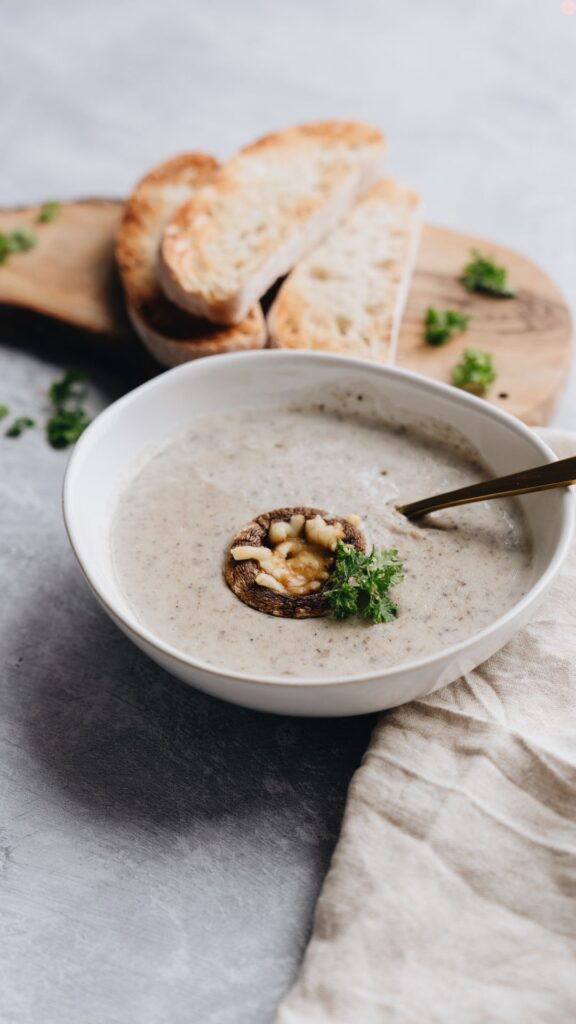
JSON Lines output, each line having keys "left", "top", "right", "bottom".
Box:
{"left": 63, "top": 352, "right": 574, "bottom": 717}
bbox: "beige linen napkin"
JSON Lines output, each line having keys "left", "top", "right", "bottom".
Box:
{"left": 276, "top": 430, "right": 576, "bottom": 1024}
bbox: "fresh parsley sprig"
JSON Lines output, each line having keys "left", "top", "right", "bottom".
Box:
{"left": 326, "top": 541, "right": 404, "bottom": 625}
{"left": 47, "top": 407, "right": 90, "bottom": 448}
{"left": 425, "top": 307, "right": 470, "bottom": 347}
{"left": 452, "top": 347, "right": 496, "bottom": 396}
{"left": 0, "top": 228, "right": 37, "bottom": 265}
{"left": 5, "top": 416, "right": 35, "bottom": 439}
{"left": 46, "top": 370, "right": 91, "bottom": 448}
{"left": 461, "top": 249, "right": 515, "bottom": 297}
{"left": 38, "top": 201, "right": 60, "bottom": 223}
{"left": 0, "top": 201, "right": 59, "bottom": 266}
{"left": 2, "top": 370, "right": 91, "bottom": 447}
{"left": 48, "top": 369, "right": 88, "bottom": 408}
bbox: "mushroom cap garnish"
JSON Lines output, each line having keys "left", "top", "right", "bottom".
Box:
{"left": 224, "top": 506, "right": 366, "bottom": 619}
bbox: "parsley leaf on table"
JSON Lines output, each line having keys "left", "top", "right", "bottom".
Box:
{"left": 461, "top": 249, "right": 516, "bottom": 297}
{"left": 325, "top": 542, "right": 404, "bottom": 625}
{"left": 425, "top": 307, "right": 470, "bottom": 347}
{"left": 48, "top": 369, "right": 88, "bottom": 408}
{"left": 38, "top": 201, "right": 60, "bottom": 223}
{"left": 47, "top": 407, "right": 90, "bottom": 449}
{"left": 452, "top": 347, "right": 497, "bottom": 396}
{"left": 0, "top": 228, "right": 37, "bottom": 265}
{"left": 2, "top": 372, "right": 91, "bottom": 447}
{"left": 46, "top": 370, "right": 91, "bottom": 449}
{"left": 5, "top": 416, "right": 35, "bottom": 438}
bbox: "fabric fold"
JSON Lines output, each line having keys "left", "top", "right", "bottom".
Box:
{"left": 276, "top": 430, "right": 576, "bottom": 1024}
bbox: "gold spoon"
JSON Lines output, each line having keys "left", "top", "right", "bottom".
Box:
{"left": 398, "top": 455, "right": 576, "bottom": 520}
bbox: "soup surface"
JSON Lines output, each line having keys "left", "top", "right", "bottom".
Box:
{"left": 111, "top": 395, "right": 533, "bottom": 679}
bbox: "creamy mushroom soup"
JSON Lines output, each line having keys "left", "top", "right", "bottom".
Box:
{"left": 111, "top": 395, "right": 533, "bottom": 679}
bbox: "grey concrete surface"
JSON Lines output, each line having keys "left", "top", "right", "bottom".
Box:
{"left": 0, "top": 343, "right": 372, "bottom": 1024}
{"left": 1, "top": 1, "right": 575, "bottom": 1022}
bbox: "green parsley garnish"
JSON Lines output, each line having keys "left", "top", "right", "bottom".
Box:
{"left": 46, "top": 370, "right": 91, "bottom": 448}
{"left": 461, "top": 249, "right": 516, "bottom": 297}
{"left": 38, "top": 201, "right": 60, "bottom": 223}
{"left": 5, "top": 416, "right": 35, "bottom": 438}
{"left": 47, "top": 407, "right": 90, "bottom": 448}
{"left": 48, "top": 369, "right": 88, "bottom": 408}
{"left": 7, "top": 228, "right": 36, "bottom": 252}
{"left": 425, "top": 307, "right": 470, "bottom": 347}
{"left": 325, "top": 541, "right": 404, "bottom": 624}
{"left": 0, "top": 228, "right": 37, "bottom": 265}
{"left": 452, "top": 347, "right": 497, "bottom": 396}
{"left": 1, "top": 371, "right": 90, "bottom": 446}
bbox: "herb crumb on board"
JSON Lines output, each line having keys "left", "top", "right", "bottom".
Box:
{"left": 0, "top": 228, "right": 37, "bottom": 265}
{"left": 452, "top": 348, "right": 497, "bottom": 397}
{"left": 424, "top": 307, "right": 470, "bottom": 346}
{"left": 461, "top": 249, "right": 516, "bottom": 297}
{"left": 38, "top": 201, "right": 60, "bottom": 223}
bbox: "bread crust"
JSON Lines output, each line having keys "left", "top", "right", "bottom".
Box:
{"left": 224, "top": 507, "right": 366, "bottom": 619}
{"left": 127, "top": 303, "right": 266, "bottom": 365}
{"left": 159, "top": 121, "right": 386, "bottom": 324}
{"left": 268, "top": 179, "right": 421, "bottom": 362}
{"left": 116, "top": 153, "right": 267, "bottom": 365}
{"left": 117, "top": 152, "right": 218, "bottom": 309}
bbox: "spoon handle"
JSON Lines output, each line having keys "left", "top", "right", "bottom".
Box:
{"left": 398, "top": 454, "right": 576, "bottom": 519}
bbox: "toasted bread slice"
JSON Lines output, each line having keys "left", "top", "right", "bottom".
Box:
{"left": 116, "top": 153, "right": 267, "bottom": 366}
{"left": 159, "top": 121, "right": 385, "bottom": 325}
{"left": 268, "top": 180, "right": 421, "bottom": 362}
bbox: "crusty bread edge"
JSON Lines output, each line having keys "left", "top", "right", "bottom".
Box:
{"left": 386, "top": 194, "right": 422, "bottom": 365}
{"left": 116, "top": 152, "right": 219, "bottom": 310}
{"left": 267, "top": 183, "right": 422, "bottom": 363}
{"left": 115, "top": 150, "right": 269, "bottom": 366}
{"left": 129, "top": 304, "right": 268, "bottom": 367}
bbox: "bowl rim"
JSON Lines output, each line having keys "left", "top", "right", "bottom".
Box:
{"left": 63, "top": 350, "right": 575, "bottom": 689}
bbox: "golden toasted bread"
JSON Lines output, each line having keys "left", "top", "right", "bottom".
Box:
{"left": 159, "top": 122, "right": 385, "bottom": 325}
{"left": 268, "top": 180, "right": 421, "bottom": 362}
{"left": 116, "top": 153, "right": 266, "bottom": 365}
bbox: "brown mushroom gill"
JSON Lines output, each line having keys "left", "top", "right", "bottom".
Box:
{"left": 224, "top": 507, "right": 366, "bottom": 618}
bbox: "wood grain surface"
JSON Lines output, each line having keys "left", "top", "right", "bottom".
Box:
{"left": 0, "top": 201, "right": 571, "bottom": 425}
{"left": 398, "top": 225, "right": 572, "bottom": 425}
{"left": 0, "top": 200, "right": 127, "bottom": 341}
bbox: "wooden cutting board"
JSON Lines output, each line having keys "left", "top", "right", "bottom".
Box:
{"left": 0, "top": 200, "right": 571, "bottom": 425}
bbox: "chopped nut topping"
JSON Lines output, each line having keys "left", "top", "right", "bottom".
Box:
{"left": 304, "top": 515, "right": 345, "bottom": 551}
{"left": 225, "top": 506, "right": 367, "bottom": 618}
{"left": 231, "top": 545, "right": 271, "bottom": 562}
{"left": 255, "top": 572, "right": 286, "bottom": 594}
{"left": 268, "top": 514, "right": 305, "bottom": 545}
{"left": 231, "top": 513, "right": 355, "bottom": 597}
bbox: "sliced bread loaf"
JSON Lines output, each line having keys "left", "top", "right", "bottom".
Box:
{"left": 116, "top": 153, "right": 266, "bottom": 366}
{"left": 267, "top": 180, "right": 421, "bottom": 362}
{"left": 159, "top": 121, "right": 385, "bottom": 325}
